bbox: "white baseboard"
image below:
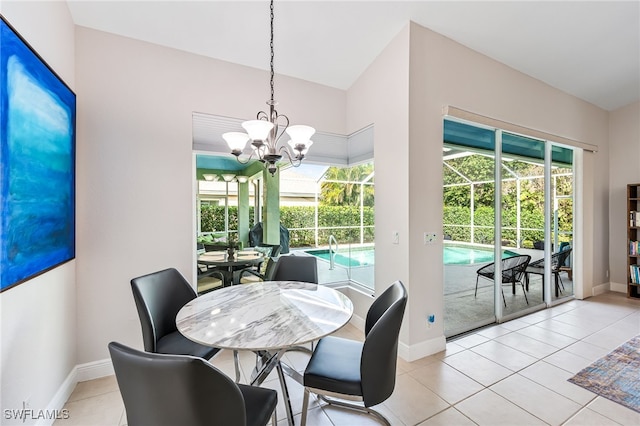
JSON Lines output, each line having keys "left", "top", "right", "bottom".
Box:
{"left": 37, "top": 367, "right": 77, "bottom": 426}
{"left": 607, "top": 281, "right": 627, "bottom": 294}
{"left": 39, "top": 359, "right": 113, "bottom": 426}
{"left": 399, "top": 335, "right": 446, "bottom": 362}
{"left": 75, "top": 358, "right": 114, "bottom": 382}
{"left": 592, "top": 282, "right": 611, "bottom": 296}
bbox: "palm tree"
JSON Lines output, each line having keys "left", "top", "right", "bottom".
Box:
{"left": 320, "top": 163, "right": 374, "bottom": 206}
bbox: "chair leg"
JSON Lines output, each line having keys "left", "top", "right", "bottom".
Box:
{"left": 233, "top": 350, "right": 241, "bottom": 382}
{"left": 271, "top": 409, "right": 277, "bottom": 426}
{"left": 316, "top": 394, "right": 391, "bottom": 426}
{"left": 301, "top": 388, "right": 310, "bottom": 426}
{"left": 501, "top": 288, "right": 507, "bottom": 307}
{"left": 520, "top": 281, "right": 529, "bottom": 305}
{"left": 475, "top": 276, "right": 479, "bottom": 298}
{"left": 557, "top": 272, "right": 565, "bottom": 291}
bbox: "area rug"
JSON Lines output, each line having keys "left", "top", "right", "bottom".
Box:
{"left": 568, "top": 335, "right": 640, "bottom": 413}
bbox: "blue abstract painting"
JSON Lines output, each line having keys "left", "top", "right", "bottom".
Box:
{"left": 1, "top": 16, "right": 76, "bottom": 292}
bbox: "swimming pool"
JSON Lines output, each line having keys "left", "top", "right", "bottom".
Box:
{"left": 306, "top": 245, "right": 517, "bottom": 267}
{"left": 305, "top": 248, "right": 375, "bottom": 267}
{"left": 444, "top": 245, "right": 518, "bottom": 265}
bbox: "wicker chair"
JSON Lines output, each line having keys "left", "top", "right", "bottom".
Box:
{"left": 525, "top": 248, "right": 572, "bottom": 297}
{"left": 475, "top": 254, "right": 531, "bottom": 307}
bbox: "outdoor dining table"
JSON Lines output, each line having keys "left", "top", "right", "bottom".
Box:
{"left": 197, "top": 250, "right": 264, "bottom": 287}
{"left": 176, "top": 280, "right": 354, "bottom": 426}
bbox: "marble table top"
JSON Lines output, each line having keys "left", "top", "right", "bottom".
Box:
{"left": 176, "top": 281, "right": 354, "bottom": 351}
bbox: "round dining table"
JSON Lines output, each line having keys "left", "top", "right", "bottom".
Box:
{"left": 176, "top": 281, "right": 354, "bottom": 425}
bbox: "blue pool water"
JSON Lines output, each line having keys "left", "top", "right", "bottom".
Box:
{"left": 306, "top": 248, "right": 375, "bottom": 267}
{"left": 307, "top": 245, "right": 517, "bottom": 267}
{"left": 444, "top": 245, "right": 518, "bottom": 265}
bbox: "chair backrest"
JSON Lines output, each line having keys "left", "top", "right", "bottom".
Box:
{"left": 257, "top": 244, "right": 282, "bottom": 258}
{"left": 130, "top": 268, "right": 196, "bottom": 353}
{"left": 108, "top": 341, "right": 246, "bottom": 426}
{"left": 499, "top": 255, "right": 530, "bottom": 283}
{"left": 262, "top": 257, "right": 278, "bottom": 280}
{"left": 271, "top": 255, "right": 318, "bottom": 283}
{"left": 361, "top": 280, "right": 407, "bottom": 407}
{"left": 552, "top": 248, "right": 572, "bottom": 271}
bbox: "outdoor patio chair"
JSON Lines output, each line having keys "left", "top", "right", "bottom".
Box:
{"left": 475, "top": 254, "right": 531, "bottom": 307}
{"left": 236, "top": 244, "right": 281, "bottom": 284}
{"left": 525, "top": 248, "right": 572, "bottom": 297}
{"left": 238, "top": 257, "right": 278, "bottom": 283}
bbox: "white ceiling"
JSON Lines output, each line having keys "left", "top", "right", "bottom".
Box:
{"left": 67, "top": 1, "right": 639, "bottom": 111}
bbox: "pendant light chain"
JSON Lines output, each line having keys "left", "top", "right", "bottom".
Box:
{"left": 269, "top": 0, "right": 275, "bottom": 105}
{"left": 222, "top": 0, "right": 315, "bottom": 175}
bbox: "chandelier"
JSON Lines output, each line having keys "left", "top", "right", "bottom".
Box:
{"left": 223, "top": 0, "right": 315, "bottom": 176}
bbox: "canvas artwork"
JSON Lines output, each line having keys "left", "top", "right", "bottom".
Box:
{"left": 0, "top": 16, "right": 76, "bottom": 292}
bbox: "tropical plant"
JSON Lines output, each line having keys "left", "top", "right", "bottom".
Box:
{"left": 320, "top": 163, "right": 374, "bottom": 207}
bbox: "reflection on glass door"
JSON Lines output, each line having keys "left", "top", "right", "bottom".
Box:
{"left": 551, "top": 145, "right": 574, "bottom": 301}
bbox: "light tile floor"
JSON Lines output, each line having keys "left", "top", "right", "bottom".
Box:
{"left": 54, "top": 291, "right": 640, "bottom": 426}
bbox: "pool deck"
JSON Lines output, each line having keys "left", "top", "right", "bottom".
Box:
{"left": 293, "top": 248, "right": 375, "bottom": 289}
{"left": 294, "top": 246, "right": 573, "bottom": 338}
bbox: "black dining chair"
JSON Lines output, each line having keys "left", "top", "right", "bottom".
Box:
{"left": 271, "top": 255, "right": 318, "bottom": 283}
{"left": 108, "top": 341, "right": 277, "bottom": 426}
{"left": 130, "top": 268, "right": 219, "bottom": 360}
{"left": 300, "top": 280, "right": 407, "bottom": 426}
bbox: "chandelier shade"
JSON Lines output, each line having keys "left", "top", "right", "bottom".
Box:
{"left": 286, "top": 125, "right": 315, "bottom": 143}
{"left": 223, "top": 0, "right": 314, "bottom": 175}
{"left": 241, "top": 120, "right": 274, "bottom": 141}
{"left": 222, "top": 132, "right": 251, "bottom": 153}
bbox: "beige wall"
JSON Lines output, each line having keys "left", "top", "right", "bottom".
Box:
{"left": 0, "top": 1, "right": 77, "bottom": 422}
{"left": 347, "top": 25, "right": 412, "bottom": 347}
{"left": 347, "top": 21, "right": 611, "bottom": 359}
{"left": 0, "top": 4, "right": 628, "bottom": 413}
{"left": 608, "top": 102, "right": 640, "bottom": 288}
{"left": 74, "top": 27, "right": 346, "bottom": 364}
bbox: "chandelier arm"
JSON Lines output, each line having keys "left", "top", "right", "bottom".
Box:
{"left": 279, "top": 145, "right": 304, "bottom": 167}
{"left": 232, "top": 148, "right": 259, "bottom": 165}
{"left": 274, "top": 113, "right": 290, "bottom": 143}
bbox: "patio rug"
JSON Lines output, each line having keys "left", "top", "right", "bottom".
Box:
{"left": 568, "top": 335, "right": 640, "bottom": 413}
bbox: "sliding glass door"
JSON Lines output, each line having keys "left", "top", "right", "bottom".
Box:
{"left": 443, "top": 119, "right": 577, "bottom": 337}
{"left": 500, "top": 132, "right": 546, "bottom": 318}
{"left": 443, "top": 121, "right": 498, "bottom": 336}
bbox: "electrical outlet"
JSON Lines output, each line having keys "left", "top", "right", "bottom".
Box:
{"left": 427, "top": 314, "right": 435, "bottom": 328}
{"left": 424, "top": 232, "right": 437, "bottom": 244}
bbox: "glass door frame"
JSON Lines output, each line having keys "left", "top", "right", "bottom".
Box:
{"left": 443, "top": 117, "right": 579, "bottom": 334}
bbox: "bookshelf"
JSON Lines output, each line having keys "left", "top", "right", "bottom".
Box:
{"left": 627, "top": 183, "right": 640, "bottom": 299}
